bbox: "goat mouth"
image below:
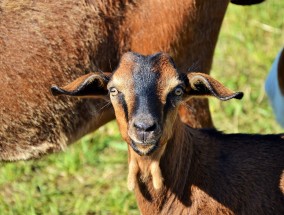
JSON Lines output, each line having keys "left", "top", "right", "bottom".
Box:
{"left": 130, "top": 140, "right": 158, "bottom": 156}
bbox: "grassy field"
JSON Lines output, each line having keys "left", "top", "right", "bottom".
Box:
{"left": 1, "top": 1, "right": 283, "bottom": 214}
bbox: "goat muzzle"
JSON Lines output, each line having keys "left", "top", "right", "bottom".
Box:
{"left": 128, "top": 119, "right": 162, "bottom": 155}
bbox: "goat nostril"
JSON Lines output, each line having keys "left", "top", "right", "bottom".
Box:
{"left": 145, "top": 123, "right": 156, "bottom": 132}
{"left": 134, "top": 122, "right": 157, "bottom": 132}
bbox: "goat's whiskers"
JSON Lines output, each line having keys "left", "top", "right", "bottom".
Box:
{"left": 98, "top": 101, "right": 111, "bottom": 112}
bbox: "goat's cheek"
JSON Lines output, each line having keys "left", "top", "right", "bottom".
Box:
{"left": 160, "top": 112, "right": 176, "bottom": 143}
{"left": 113, "top": 103, "right": 129, "bottom": 141}
{"left": 161, "top": 126, "right": 172, "bottom": 144}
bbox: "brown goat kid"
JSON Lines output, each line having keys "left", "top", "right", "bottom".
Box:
{"left": 52, "top": 52, "right": 284, "bottom": 215}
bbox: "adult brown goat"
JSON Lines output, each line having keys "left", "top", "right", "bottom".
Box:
{"left": 0, "top": 0, "right": 264, "bottom": 161}
{"left": 52, "top": 52, "right": 284, "bottom": 215}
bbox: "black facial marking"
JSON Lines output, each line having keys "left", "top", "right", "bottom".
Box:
{"left": 131, "top": 54, "right": 162, "bottom": 119}
{"left": 118, "top": 93, "right": 129, "bottom": 121}
{"left": 163, "top": 91, "right": 175, "bottom": 120}
{"left": 163, "top": 74, "right": 186, "bottom": 120}
{"left": 179, "top": 73, "right": 189, "bottom": 85}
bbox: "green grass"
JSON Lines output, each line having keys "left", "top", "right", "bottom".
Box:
{"left": 0, "top": 123, "right": 138, "bottom": 215}
{"left": 1, "top": 1, "right": 284, "bottom": 214}
{"left": 211, "top": 1, "right": 283, "bottom": 133}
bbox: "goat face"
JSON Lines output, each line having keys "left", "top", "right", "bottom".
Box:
{"left": 107, "top": 52, "right": 185, "bottom": 156}
{"left": 51, "top": 52, "right": 243, "bottom": 157}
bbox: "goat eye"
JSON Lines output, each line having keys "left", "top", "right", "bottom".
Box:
{"left": 110, "top": 87, "right": 118, "bottom": 96}
{"left": 174, "top": 87, "right": 183, "bottom": 96}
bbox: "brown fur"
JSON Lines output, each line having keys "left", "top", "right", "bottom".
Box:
{"left": 1, "top": 0, "right": 261, "bottom": 161}
{"left": 134, "top": 120, "right": 284, "bottom": 215}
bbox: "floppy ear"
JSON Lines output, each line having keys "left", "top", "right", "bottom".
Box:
{"left": 51, "top": 72, "right": 111, "bottom": 99}
{"left": 186, "top": 72, "right": 243, "bottom": 101}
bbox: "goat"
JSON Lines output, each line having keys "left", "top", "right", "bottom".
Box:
{"left": 265, "top": 48, "right": 284, "bottom": 128}
{"left": 52, "top": 52, "right": 284, "bottom": 215}
{"left": 0, "top": 0, "right": 264, "bottom": 161}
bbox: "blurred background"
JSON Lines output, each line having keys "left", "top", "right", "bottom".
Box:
{"left": 0, "top": 1, "right": 283, "bottom": 214}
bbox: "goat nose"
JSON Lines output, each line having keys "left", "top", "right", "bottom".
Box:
{"left": 134, "top": 121, "right": 157, "bottom": 132}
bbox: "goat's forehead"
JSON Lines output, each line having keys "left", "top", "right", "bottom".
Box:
{"left": 111, "top": 52, "right": 180, "bottom": 89}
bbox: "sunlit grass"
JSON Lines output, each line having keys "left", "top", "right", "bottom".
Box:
{"left": 211, "top": 1, "right": 283, "bottom": 133}
{"left": 0, "top": 1, "right": 283, "bottom": 214}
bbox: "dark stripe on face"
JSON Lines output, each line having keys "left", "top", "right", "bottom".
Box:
{"left": 118, "top": 93, "right": 129, "bottom": 121}
{"left": 163, "top": 93, "right": 173, "bottom": 121}
{"left": 163, "top": 73, "right": 186, "bottom": 120}
{"left": 131, "top": 55, "right": 162, "bottom": 119}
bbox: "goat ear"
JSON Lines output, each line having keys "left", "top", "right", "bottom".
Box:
{"left": 51, "top": 72, "right": 111, "bottom": 99}
{"left": 186, "top": 72, "right": 243, "bottom": 101}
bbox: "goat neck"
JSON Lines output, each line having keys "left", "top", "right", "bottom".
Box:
{"left": 133, "top": 118, "right": 195, "bottom": 214}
